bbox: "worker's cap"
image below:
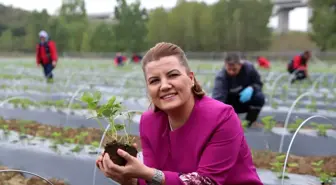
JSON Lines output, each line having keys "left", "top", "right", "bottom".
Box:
{"left": 225, "top": 53, "right": 243, "bottom": 64}
{"left": 38, "top": 30, "right": 48, "bottom": 38}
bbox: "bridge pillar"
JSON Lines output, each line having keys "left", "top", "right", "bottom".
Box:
{"left": 277, "top": 8, "right": 292, "bottom": 33}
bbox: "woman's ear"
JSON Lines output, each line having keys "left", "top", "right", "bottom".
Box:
{"left": 188, "top": 71, "right": 195, "bottom": 82}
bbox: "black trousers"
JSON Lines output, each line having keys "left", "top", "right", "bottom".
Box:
{"left": 226, "top": 91, "right": 265, "bottom": 126}
{"left": 42, "top": 62, "right": 54, "bottom": 79}
{"left": 289, "top": 69, "right": 307, "bottom": 83}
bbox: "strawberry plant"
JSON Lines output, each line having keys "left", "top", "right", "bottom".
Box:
{"left": 80, "top": 91, "right": 137, "bottom": 166}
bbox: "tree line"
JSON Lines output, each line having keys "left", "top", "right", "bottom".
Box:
{"left": 0, "top": 0, "right": 329, "bottom": 53}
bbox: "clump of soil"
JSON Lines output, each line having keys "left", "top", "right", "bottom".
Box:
{"left": 104, "top": 140, "right": 138, "bottom": 166}
{"left": 0, "top": 166, "right": 67, "bottom": 185}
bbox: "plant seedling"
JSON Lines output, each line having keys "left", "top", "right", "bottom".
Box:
{"left": 311, "top": 160, "right": 335, "bottom": 185}
{"left": 80, "top": 91, "right": 137, "bottom": 166}
{"left": 287, "top": 119, "right": 304, "bottom": 133}
{"left": 1, "top": 124, "right": 10, "bottom": 136}
{"left": 261, "top": 116, "right": 276, "bottom": 132}
{"left": 51, "top": 132, "right": 64, "bottom": 144}
{"left": 271, "top": 102, "right": 278, "bottom": 109}
{"left": 311, "top": 123, "right": 333, "bottom": 137}
{"left": 241, "top": 120, "right": 248, "bottom": 131}
{"left": 306, "top": 97, "right": 317, "bottom": 112}
{"left": 270, "top": 154, "right": 298, "bottom": 179}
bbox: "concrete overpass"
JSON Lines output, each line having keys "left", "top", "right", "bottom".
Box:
{"left": 272, "top": 0, "right": 311, "bottom": 33}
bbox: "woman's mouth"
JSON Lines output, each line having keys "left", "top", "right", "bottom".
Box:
{"left": 160, "top": 93, "right": 177, "bottom": 100}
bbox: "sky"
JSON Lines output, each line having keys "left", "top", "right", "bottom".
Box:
{"left": 0, "top": 0, "right": 309, "bottom": 31}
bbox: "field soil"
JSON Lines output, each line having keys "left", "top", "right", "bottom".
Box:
{"left": 0, "top": 119, "right": 335, "bottom": 178}
{"left": 0, "top": 166, "right": 66, "bottom": 185}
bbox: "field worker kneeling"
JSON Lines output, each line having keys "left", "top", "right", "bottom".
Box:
{"left": 287, "top": 50, "right": 311, "bottom": 84}
{"left": 36, "top": 30, "right": 58, "bottom": 83}
{"left": 212, "top": 53, "right": 265, "bottom": 127}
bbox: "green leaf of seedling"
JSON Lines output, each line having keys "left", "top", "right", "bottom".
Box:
{"left": 81, "top": 92, "right": 94, "bottom": 103}
{"left": 107, "top": 96, "right": 116, "bottom": 106}
{"left": 288, "top": 163, "right": 298, "bottom": 167}
{"left": 276, "top": 155, "right": 286, "bottom": 160}
{"left": 93, "top": 91, "right": 102, "bottom": 101}
{"left": 114, "top": 124, "right": 125, "bottom": 131}
{"left": 91, "top": 141, "right": 99, "bottom": 148}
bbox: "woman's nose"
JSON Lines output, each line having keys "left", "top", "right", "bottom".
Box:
{"left": 160, "top": 80, "right": 172, "bottom": 91}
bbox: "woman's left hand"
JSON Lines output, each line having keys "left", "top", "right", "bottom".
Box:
{"left": 101, "top": 149, "right": 153, "bottom": 180}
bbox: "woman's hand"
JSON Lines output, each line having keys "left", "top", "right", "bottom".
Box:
{"left": 103, "top": 149, "right": 154, "bottom": 179}
{"left": 96, "top": 152, "right": 130, "bottom": 184}
{"left": 96, "top": 143, "right": 155, "bottom": 183}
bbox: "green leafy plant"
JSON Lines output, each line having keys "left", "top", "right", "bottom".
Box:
{"left": 261, "top": 116, "right": 276, "bottom": 132}
{"left": 311, "top": 123, "right": 333, "bottom": 137}
{"left": 271, "top": 101, "right": 278, "bottom": 109}
{"left": 311, "top": 160, "right": 335, "bottom": 185}
{"left": 241, "top": 120, "right": 249, "bottom": 131}
{"left": 80, "top": 91, "right": 138, "bottom": 166}
{"left": 1, "top": 124, "right": 10, "bottom": 136}
{"left": 75, "top": 131, "right": 88, "bottom": 145}
{"left": 287, "top": 119, "right": 304, "bottom": 133}
{"left": 80, "top": 91, "right": 128, "bottom": 144}
{"left": 280, "top": 85, "right": 288, "bottom": 100}
{"left": 306, "top": 98, "right": 317, "bottom": 112}
{"left": 322, "top": 92, "right": 328, "bottom": 104}
{"left": 270, "top": 154, "right": 298, "bottom": 179}
{"left": 51, "top": 132, "right": 64, "bottom": 144}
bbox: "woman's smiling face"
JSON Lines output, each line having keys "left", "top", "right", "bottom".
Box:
{"left": 144, "top": 55, "right": 195, "bottom": 111}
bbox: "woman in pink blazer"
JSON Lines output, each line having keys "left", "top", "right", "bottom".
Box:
{"left": 96, "top": 42, "right": 263, "bottom": 185}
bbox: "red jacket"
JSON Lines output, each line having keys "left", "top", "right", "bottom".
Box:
{"left": 257, "top": 57, "right": 270, "bottom": 69}
{"left": 114, "top": 56, "right": 127, "bottom": 66}
{"left": 292, "top": 55, "right": 308, "bottom": 71}
{"left": 36, "top": 40, "right": 58, "bottom": 65}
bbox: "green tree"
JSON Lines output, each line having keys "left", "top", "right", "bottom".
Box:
{"left": 0, "top": 29, "right": 13, "bottom": 51}
{"left": 81, "top": 31, "right": 91, "bottom": 52}
{"left": 59, "top": 0, "right": 88, "bottom": 51}
{"left": 90, "top": 23, "right": 115, "bottom": 52}
{"left": 146, "top": 8, "right": 169, "bottom": 46}
{"left": 113, "top": 0, "right": 148, "bottom": 52}
{"left": 309, "top": 0, "right": 336, "bottom": 51}
{"left": 23, "top": 9, "right": 51, "bottom": 51}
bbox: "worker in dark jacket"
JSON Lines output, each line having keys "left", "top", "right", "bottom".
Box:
{"left": 212, "top": 53, "right": 265, "bottom": 127}
{"left": 287, "top": 50, "right": 311, "bottom": 83}
{"left": 36, "top": 30, "right": 58, "bottom": 83}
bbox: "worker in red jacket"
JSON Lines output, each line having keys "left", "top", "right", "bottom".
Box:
{"left": 114, "top": 52, "right": 128, "bottom": 66}
{"left": 287, "top": 50, "right": 311, "bottom": 83}
{"left": 36, "top": 30, "right": 58, "bottom": 83}
{"left": 131, "top": 53, "right": 142, "bottom": 63}
{"left": 257, "top": 56, "right": 270, "bottom": 69}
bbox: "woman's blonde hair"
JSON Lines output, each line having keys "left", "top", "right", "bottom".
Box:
{"left": 141, "top": 42, "right": 205, "bottom": 112}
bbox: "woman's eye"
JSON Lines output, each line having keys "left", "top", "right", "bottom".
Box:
{"left": 149, "top": 79, "right": 159, "bottom": 84}
{"left": 169, "top": 74, "right": 179, "bottom": 77}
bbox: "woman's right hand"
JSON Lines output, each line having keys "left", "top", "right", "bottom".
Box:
{"left": 96, "top": 142, "right": 139, "bottom": 185}
{"left": 96, "top": 152, "right": 127, "bottom": 184}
